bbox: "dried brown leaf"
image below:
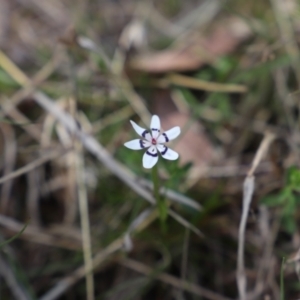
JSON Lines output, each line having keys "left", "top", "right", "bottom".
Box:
{"left": 129, "top": 18, "right": 251, "bottom": 73}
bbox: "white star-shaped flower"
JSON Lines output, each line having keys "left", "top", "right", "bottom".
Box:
{"left": 124, "top": 115, "right": 181, "bottom": 169}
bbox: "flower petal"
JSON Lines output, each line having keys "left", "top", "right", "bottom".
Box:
{"left": 124, "top": 139, "right": 151, "bottom": 150}
{"left": 157, "top": 145, "right": 179, "bottom": 160}
{"left": 130, "top": 120, "right": 151, "bottom": 141}
{"left": 143, "top": 146, "right": 159, "bottom": 169}
{"left": 157, "top": 126, "right": 181, "bottom": 143}
{"left": 150, "top": 115, "right": 161, "bottom": 139}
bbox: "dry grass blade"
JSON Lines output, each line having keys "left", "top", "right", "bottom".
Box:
{"left": 237, "top": 132, "right": 275, "bottom": 300}
{"left": 270, "top": 0, "right": 300, "bottom": 85}
{"left": 144, "top": 0, "right": 221, "bottom": 38}
{"left": 237, "top": 175, "right": 254, "bottom": 300}
{"left": 168, "top": 209, "right": 203, "bottom": 238}
{"left": 126, "top": 207, "right": 155, "bottom": 233}
{"left": 39, "top": 204, "right": 163, "bottom": 300}
{"left": 247, "top": 133, "right": 276, "bottom": 177}
{"left": 124, "top": 207, "right": 155, "bottom": 251}
{"left": 77, "top": 36, "right": 151, "bottom": 125}
{"left": 33, "top": 92, "right": 156, "bottom": 202}
{"left": 120, "top": 258, "right": 233, "bottom": 300}
{"left": 39, "top": 238, "right": 123, "bottom": 300}
{"left": 39, "top": 202, "right": 200, "bottom": 300}
{"left": 0, "top": 123, "right": 17, "bottom": 213}
{"left": 0, "top": 148, "right": 71, "bottom": 185}
{"left": 163, "top": 73, "right": 247, "bottom": 93}
{"left": 0, "top": 253, "right": 32, "bottom": 300}
{"left": 0, "top": 99, "right": 42, "bottom": 140}
{"left": 0, "top": 49, "right": 29, "bottom": 86}
{"left": 248, "top": 207, "right": 280, "bottom": 299}
{"left": 0, "top": 49, "right": 64, "bottom": 145}
{"left": 92, "top": 106, "right": 134, "bottom": 133}
{"left": 26, "top": 170, "right": 40, "bottom": 226}
{"left": 75, "top": 148, "right": 95, "bottom": 300}
{"left": 0, "top": 48, "right": 63, "bottom": 107}
{"left": 0, "top": 215, "right": 81, "bottom": 250}
{"left": 138, "top": 179, "right": 202, "bottom": 210}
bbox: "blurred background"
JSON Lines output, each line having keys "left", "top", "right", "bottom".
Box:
{"left": 0, "top": 0, "right": 300, "bottom": 299}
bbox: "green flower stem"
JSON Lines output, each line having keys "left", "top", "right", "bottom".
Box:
{"left": 152, "top": 164, "right": 167, "bottom": 224}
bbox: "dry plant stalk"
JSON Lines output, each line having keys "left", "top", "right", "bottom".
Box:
{"left": 75, "top": 147, "right": 95, "bottom": 300}
{"left": 163, "top": 73, "right": 247, "bottom": 93}
{"left": 237, "top": 132, "right": 275, "bottom": 300}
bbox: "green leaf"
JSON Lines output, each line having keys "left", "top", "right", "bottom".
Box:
{"left": 286, "top": 166, "right": 300, "bottom": 188}
{"left": 261, "top": 188, "right": 291, "bottom": 207}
